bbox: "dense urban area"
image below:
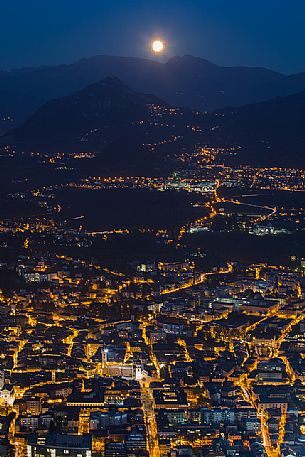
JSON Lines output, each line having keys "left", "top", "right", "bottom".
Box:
{"left": 1, "top": 122, "right": 305, "bottom": 457}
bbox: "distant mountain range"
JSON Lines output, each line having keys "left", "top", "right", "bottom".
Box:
{"left": 3, "top": 69, "right": 305, "bottom": 169}
{"left": 2, "top": 54, "right": 305, "bottom": 133}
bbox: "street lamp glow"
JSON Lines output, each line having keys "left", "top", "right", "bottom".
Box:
{"left": 152, "top": 40, "right": 164, "bottom": 53}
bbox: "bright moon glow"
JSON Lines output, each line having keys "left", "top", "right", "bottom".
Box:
{"left": 152, "top": 40, "right": 164, "bottom": 53}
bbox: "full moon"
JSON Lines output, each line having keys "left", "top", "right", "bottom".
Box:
{"left": 152, "top": 40, "right": 164, "bottom": 53}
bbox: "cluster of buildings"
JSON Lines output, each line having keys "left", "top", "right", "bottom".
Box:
{"left": 0, "top": 251, "right": 304, "bottom": 457}
{"left": 2, "top": 138, "right": 305, "bottom": 457}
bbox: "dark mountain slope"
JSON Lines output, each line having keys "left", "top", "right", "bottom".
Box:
{"left": 2, "top": 76, "right": 204, "bottom": 174}
{"left": 4, "top": 76, "right": 166, "bottom": 148}
{"left": 5, "top": 75, "right": 305, "bottom": 169}
{"left": 2, "top": 54, "right": 305, "bottom": 132}
{"left": 204, "top": 90, "right": 305, "bottom": 166}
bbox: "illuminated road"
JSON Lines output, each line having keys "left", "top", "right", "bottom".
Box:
{"left": 214, "top": 181, "right": 277, "bottom": 224}
{"left": 64, "top": 328, "right": 79, "bottom": 357}
{"left": 140, "top": 320, "right": 161, "bottom": 457}
{"left": 237, "top": 312, "right": 304, "bottom": 457}
{"left": 140, "top": 383, "right": 160, "bottom": 457}
{"left": 141, "top": 321, "right": 160, "bottom": 376}
{"left": 160, "top": 262, "right": 233, "bottom": 296}
{"left": 180, "top": 179, "right": 277, "bottom": 240}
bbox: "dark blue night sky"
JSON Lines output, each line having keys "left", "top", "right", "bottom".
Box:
{"left": 1, "top": 0, "right": 304, "bottom": 73}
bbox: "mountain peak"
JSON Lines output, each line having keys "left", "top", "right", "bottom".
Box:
{"left": 167, "top": 54, "right": 217, "bottom": 66}
{"left": 99, "top": 76, "right": 126, "bottom": 88}
{"left": 3, "top": 76, "right": 167, "bottom": 148}
{"left": 88, "top": 76, "right": 129, "bottom": 92}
